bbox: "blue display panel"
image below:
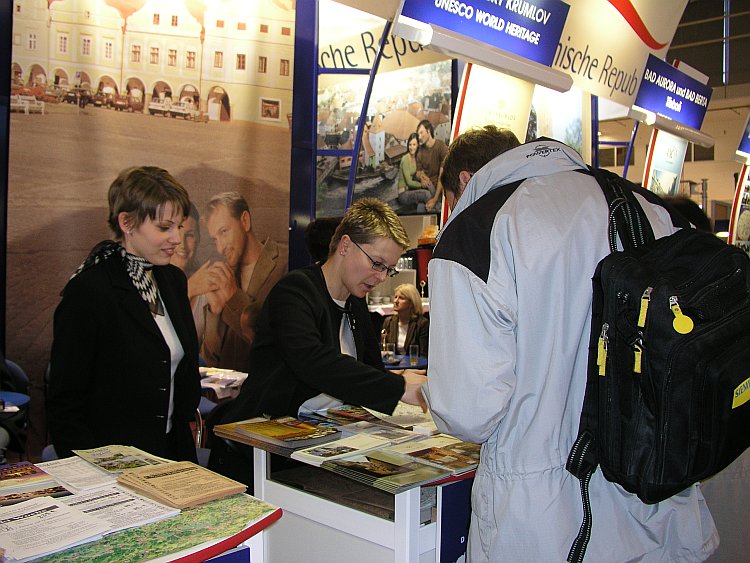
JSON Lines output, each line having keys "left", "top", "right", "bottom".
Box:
{"left": 633, "top": 54, "right": 711, "bottom": 130}
{"left": 399, "top": 0, "right": 570, "bottom": 66}
{"left": 737, "top": 117, "right": 750, "bottom": 156}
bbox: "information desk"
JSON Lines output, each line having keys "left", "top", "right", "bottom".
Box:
{"left": 215, "top": 423, "right": 473, "bottom": 563}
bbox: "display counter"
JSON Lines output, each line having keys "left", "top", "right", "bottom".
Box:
{"left": 214, "top": 423, "right": 473, "bottom": 563}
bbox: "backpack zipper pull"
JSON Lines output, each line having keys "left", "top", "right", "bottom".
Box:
{"left": 669, "top": 296, "right": 694, "bottom": 334}
{"left": 633, "top": 342, "right": 643, "bottom": 374}
{"left": 638, "top": 287, "right": 652, "bottom": 328}
{"left": 597, "top": 323, "right": 609, "bottom": 376}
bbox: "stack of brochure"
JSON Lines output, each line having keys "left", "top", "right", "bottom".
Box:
{"left": 316, "top": 433, "right": 480, "bottom": 493}
{"left": 234, "top": 416, "right": 340, "bottom": 449}
{"left": 117, "top": 461, "right": 247, "bottom": 508}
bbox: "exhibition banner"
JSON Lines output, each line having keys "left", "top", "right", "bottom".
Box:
{"left": 399, "top": 0, "right": 570, "bottom": 65}
{"left": 552, "top": 0, "right": 687, "bottom": 106}
{"left": 633, "top": 54, "right": 711, "bottom": 129}
{"left": 736, "top": 116, "right": 750, "bottom": 161}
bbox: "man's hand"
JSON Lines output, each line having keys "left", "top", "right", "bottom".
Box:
{"left": 424, "top": 197, "right": 436, "bottom": 212}
{"left": 400, "top": 370, "right": 428, "bottom": 412}
{"left": 206, "top": 288, "right": 226, "bottom": 315}
{"left": 207, "top": 261, "right": 239, "bottom": 305}
{"left": 187, "top": 260, "right": 214, "bottom": 299}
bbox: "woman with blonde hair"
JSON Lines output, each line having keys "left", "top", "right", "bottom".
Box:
{"left": 208, "top": 198, "right": 427, "bottom": 488}
{"left": 383, "top": 283, "right": 429, "bottom": 357}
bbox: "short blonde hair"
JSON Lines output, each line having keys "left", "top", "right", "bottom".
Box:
{"left": 394, "top": 283, "right": 423, "bottom": 317}
{"left": 328, "top": 198, "right": 410, "bottom": 256}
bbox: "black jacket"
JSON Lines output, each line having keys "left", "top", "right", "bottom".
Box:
{"left": 383, "top": 314, "right": 429, "bottom": 356}
{"left": 220, "top": 265, "right": 405, "bottom": 423}
{"left": 48, "top": 255, "right": 201, "bottom": 460}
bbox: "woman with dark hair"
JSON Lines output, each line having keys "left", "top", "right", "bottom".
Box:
{"left": 397, "top": 133, "right": 432, "bottom": 212}
{"left": 48, "top": 166, "right": 201, "bottom": 461}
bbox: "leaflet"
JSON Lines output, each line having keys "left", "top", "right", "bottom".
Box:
{"left": 0, "top": 496, "right": 110, "bottom": 561}
{"left": 59, "top": 484, "right": 180, "bottom": 534}
{"left": 37, "top": 456, "right": 116, "bottom": 492}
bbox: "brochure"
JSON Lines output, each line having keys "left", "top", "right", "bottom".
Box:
{"left": 233, "top": 416, "right": 340, "bottom": 448}
{"left": 290, "top": 434, "right": 392, "bottom": 466}
{"left": 73, "top": 445, "right": 172, "bottom": 474}
{"left": 0, "top": 461, "right": 72, "bottom": 506}
{"left": 59, "top": 484, "right": 180, "bottom": 534}
{"left": 385, "top": 436, "right": 481, "bottom": 475}
{"left": 0, "top": 496, "right": 111, "bottom": 562}
{"left": 37, "top": 456, "right": 117, "bottom": 493}
{"left": 321, "top": 449, "right": 452, "bottom": 494}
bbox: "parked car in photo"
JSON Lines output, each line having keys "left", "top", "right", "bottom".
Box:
{"left": 148, "top": 97, "right": 171, "bottom": 116}
{"left": 112, "top": 95, "right": 129, "bottom": 111}
{"left": 128, "top": 95, "right": 144, "bottom": 113}
{"left": 63, "top": 88, "right": 91, "bottom": 106}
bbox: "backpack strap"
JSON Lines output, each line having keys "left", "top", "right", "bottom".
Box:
{"left": 587, "top": 166, "right": 656, "bottom": 253}
{"left": 565, "top": 166, "right": 659, "bottom": 563}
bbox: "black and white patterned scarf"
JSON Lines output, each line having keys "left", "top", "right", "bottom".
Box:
{"left": 70, "top": 240, "right": 164, "bottom": 316}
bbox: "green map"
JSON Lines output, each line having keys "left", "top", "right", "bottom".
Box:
{"left": 36, "top": 494, "right": 278, "bottom": 562}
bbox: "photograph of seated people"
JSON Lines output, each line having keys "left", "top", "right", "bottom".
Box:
{"left": 382, "top": 283, "right": 429, "bottom": 357}
{"left": 414, "top": 119, "right": 448, "bottom": 212}
{"left": 193, "top": 191, "right": 287, "bottom": 371}
{"left": 397, "top": 133, "right": 432, "bottom": 213}
{"left": 47, "top": 166, "right": 201, "bottom": 461}
{"left": 208, "top": 198, "right": 427, "bottom": 488}
{"left": 169, "top": 202, "right": 206, "bottom": 339}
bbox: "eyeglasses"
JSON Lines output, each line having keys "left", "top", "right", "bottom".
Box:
{"left": 351, "top": 240, "right": 399, "bottom": 277}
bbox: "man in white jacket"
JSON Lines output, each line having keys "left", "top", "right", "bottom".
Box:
{"left": 424, "top": 126, "right": 718, "bottom": 562}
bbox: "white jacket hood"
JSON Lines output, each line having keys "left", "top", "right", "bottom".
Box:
{"left": 440, "top": 139, "right": 588, "bottom": 236}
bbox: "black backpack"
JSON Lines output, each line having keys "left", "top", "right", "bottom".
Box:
{"left": 565, "top": 167, "right": 750, "bottom": 563}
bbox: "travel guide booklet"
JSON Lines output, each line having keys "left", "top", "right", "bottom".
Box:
{"left": 385, "top": 436, "right": 481, "bottom": 475}
{"left": 290, "top": 434, "right": 392, "bottom": 466}
{"left": 321, "top": 449, "right": 452, "bottom": 494}
{"left": 234, "top": 416, "right": 340, "bottom": 448}
{"left": 0, "top": 461, "right": 72, "bottom": 506}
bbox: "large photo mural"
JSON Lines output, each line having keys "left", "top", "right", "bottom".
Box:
{"left": 9, "top": 0, "right": 295, "bottom": 454}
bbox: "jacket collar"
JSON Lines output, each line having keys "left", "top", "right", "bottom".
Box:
{"left": 440, "top": 139, "right": 587, "bottom": 237}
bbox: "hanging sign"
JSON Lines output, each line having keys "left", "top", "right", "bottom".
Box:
{"left": 633, "top": 54, "right": 712, "bottom": 130}
{"left": 398, "top": 0, "right": 570, "bottom": 66}
{"left": 729, "top": 164, "right": 750, "bottom": 255}
{"left": 736, "top": 116, "right": 750, "bottom": 162}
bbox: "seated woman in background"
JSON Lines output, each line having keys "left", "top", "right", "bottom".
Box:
{"left": 397, "top": 133, "right": 432, "bottom": 212}
{"left": 208, "top": 198, "right": 426, "bottom": 488}
{"left": 383, "top": 283, "right": 429, "bottom": 357}
{"left": 48, "top": 166, "right": 201, "bottom": 461}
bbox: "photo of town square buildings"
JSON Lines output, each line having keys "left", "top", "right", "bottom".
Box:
{"left": 8, "top": 0, "right": 296, "bottom": 455}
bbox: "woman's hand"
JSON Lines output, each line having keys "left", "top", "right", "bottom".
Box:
{"left": 400, "top": 369, "right": 428, "bottom": 412}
